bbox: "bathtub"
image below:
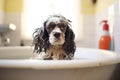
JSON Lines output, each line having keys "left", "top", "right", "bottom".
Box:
{"left": 0, "top": 46, "right": 120, "bottom": 80}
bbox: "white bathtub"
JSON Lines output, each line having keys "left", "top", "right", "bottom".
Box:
{"left": 0, "top": 46, "right": 120, "bottom": 80}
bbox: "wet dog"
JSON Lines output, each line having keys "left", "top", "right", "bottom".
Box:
{"left": 33, "top": 14, "right": 76, "bottom": 60}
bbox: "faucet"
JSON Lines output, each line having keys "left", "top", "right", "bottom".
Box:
{"left": 0, "top": 24, "right": 16, "bottom": 46}
{"left": 0, "top": 34, "right": 10, "bottom": 46}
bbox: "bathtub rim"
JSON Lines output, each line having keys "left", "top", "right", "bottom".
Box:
{"left": 0, "top": 46, "right": 120, "bottom": 70}
{"left": 0, "top": 59, "right": 119, "bottom": 70}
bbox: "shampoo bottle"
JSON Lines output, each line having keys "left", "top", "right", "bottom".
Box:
{"left": 99, "top": 20, "right": 111, "bottom": 50}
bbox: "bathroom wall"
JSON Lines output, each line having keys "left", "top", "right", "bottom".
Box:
{"left": 95, "top": 9, "right": 108, "bottom": 48}
{"left": 0, "top": 0, "right": 4, "bottom": 46}
{"left": 95, "top": 0, "right": 116, "bottom": 48}
{"left": 0, "top": 0, "right": 116, "bottom": 48}
{"left": 0, "top": 0, "right": 22, "bottom": 46}
{"left": 76, "top": 15, "right": 96, "bottom": 48}
{"left": 21, "top": 0, "right": 96, "bottom": 48}
{"left": 0, "top": 0, "right": 4, "bottom": 24}
{"left": 78, "top": 0, "right": 115, "bottom": 48}
{"left": 1, "top": 0, "right": 96, "bottom": 47}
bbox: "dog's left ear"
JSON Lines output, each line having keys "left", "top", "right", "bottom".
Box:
{"left": 65, "top": 26, "right": 75, "bottom": 41}
{"left": 64, "top": 18, "right": 74, "bottom": 40}
{"left": 64, "top": 25, "right": 76, "bottom": 56}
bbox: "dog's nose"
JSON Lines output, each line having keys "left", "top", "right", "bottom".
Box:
{"left": 54, "top": 32, "right": 61, "bottom": 38}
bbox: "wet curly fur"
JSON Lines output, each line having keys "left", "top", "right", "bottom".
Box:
{"left": 33, "top": 14, "right": 76, "bottom": 60}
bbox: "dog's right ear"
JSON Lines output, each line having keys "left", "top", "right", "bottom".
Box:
{"left": 33, "top": 27, "right": 44, "bottom": 53}
{"left": 33, "top": 21, "right": 49, "bottom": 53}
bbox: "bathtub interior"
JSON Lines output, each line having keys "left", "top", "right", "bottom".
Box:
{"left": 0, "top": 46, "right": 118, "bottom": 60}
{"left": 0, "top": 46, "right": 119, "bottom": 80}
{"left": 0, "top": 46, "right": 34, "bottom": 59}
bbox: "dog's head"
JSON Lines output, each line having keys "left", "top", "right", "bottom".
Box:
{"left": 33, "top": 14, "right": 76, "bottom": 58}
{"left": 45, "top": 15, "right": 72, "bottom": 45}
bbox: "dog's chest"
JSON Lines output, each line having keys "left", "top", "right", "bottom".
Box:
{"left": 47, "top": 45, "right": 66, "bottom": 59}
{"left": 48, "top": 45, "right": 64, "bottom": 54}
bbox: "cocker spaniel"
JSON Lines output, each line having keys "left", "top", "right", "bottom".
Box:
{"left": 33, "top": 14, "right": 76, "bottom": 60}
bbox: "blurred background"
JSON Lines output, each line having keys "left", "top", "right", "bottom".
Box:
{"left": 0, "top": 0, "right": 119, "bottom": 52}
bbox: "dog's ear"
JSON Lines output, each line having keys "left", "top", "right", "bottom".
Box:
{"left": 63, "top": 26, "right": 76, "bottom": 58}
{"left": 65, "top": 26, "right": 75, "bottom": 41}
{"left": 42, "top": 21, "right": 49, "bottom": 39}
{"left": 33, "top": 27, "right": 44, "bottom": 53}
{"left": 33, "top": 21, "right": 49, "bottom": 53}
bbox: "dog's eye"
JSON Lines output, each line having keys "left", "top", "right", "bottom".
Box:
{"left": 58, "top": 23, "right": 65, "bottom": 27}
{"left": 48, "top": 27, "right": 53, "bottom": 31}
{"left": 47, "top": 26, "right": 54, "bottom": 32}
{"left": 47, "top": 23, "right": 56, "bottom": 31}
{"left": 58, "top": 23, "right": 66, "bottom": 30}
{"left": 49, "top": 23, "right": 56, "bottom": 27}
{"left": 60, "top": 26, "right": 64, "bottom": 30}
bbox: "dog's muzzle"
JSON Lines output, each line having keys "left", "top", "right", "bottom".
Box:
{"left": 49, "top": 27, "right": 65, "bottom": 45}
{"left": 54, "top": 32, "right": 61, "bottom": 38}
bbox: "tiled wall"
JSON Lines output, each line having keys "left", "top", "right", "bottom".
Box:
{"left": 0, "top": 0, "right": 115, "bottom": 48}
{"left": 0, "top": 0, "right": 4, "bottom": 24}
{"left": 0, "top": 0, "right": 22, "bottom": 46}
